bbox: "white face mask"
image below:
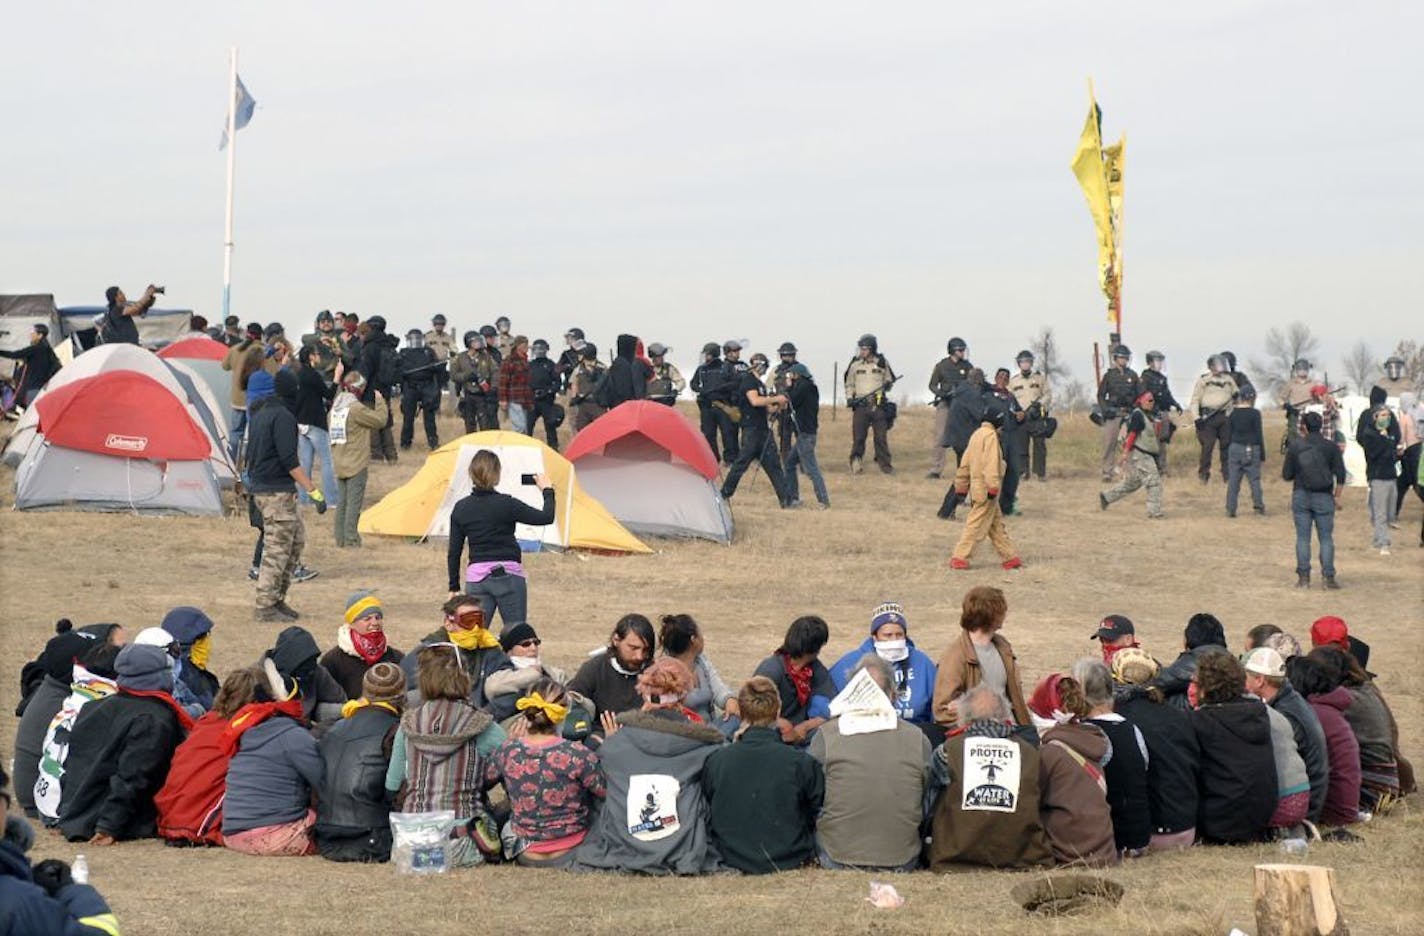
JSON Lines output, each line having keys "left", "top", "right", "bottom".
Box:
{"left": 874, "top": 638, "right": 909, "bottom": 663}
{"left": 509, "top": 655, "right": 541, "bottom": 670}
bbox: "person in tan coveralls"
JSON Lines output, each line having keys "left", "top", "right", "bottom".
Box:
{"left": 949, "top": 408, "right": 1022, "bottom": 571}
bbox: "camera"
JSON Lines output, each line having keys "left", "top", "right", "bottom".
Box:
{"left": 150, "top": 285, "right": 166, "bottom": 295}
{"left": 520, "top": 473, "right": 538, "bottom": 486}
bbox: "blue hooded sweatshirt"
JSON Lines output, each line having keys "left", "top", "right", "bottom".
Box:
{"left": 828, "top": 637, "right": 938, "bottom": 725}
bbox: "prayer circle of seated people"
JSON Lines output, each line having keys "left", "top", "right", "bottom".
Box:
{"left": 4, "top": 596, "right": 1410, "bottom": 885}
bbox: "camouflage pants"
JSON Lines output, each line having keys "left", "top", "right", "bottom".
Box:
{"left": 1103, "top": 449, "right": 1163, "bottom": 518}
{"left": 255, "top": 492, "right": 305, "bottom": 609}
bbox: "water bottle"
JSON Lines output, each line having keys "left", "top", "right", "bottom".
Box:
{"left": 1279, "top": 838, "right": 1308, "bottom": 857}
{"left": 72, "top": 854, "right": 89, "bottom": 884}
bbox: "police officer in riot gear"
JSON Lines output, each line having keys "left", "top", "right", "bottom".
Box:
{"left": 690, "top": 342, "right": 737, "bottom": 463}
{"left": 398, "top": 329, "right": 441, "bottom": 450}
{"left": 1279, "top": 358, "right": 1316, "bottom": 451}
{"left": 1140, "top": 350, "right": 1183, "bottom": 474}
{"left": 557, "top": 327, "right": 585, "bottom": 392}
{"left": 1008, "top": 349, "right": 1051, "bottom": 481}
{"left": 1378, "top": 355, "right": 1411, "bottom": 399}
{"left": 773, "top": 341, "right": 799, "bottom": 462}
{"left": 1096, "top": 345, "right": 1140, "bottom": 481}
{"left": 720, "top": 352, "right": 793, "bottom": 507}
{"left": 1190, "top": 354, "right": 1239, "bottom": 483}
{"left": 646, "top": 343, "right": 685, "bottom": 407}
{"left": 528, "top": 338, "right": 562, "bottom": 449}
{"left": 927, "top": 337, "right": 972, "bottom": 478}
{"left": 844, "top": 333, "right": 896, "bottom": 474}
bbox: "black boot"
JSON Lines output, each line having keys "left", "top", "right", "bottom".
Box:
{"left": 1295, "top": 571, "right": 1309, "bottom": 589}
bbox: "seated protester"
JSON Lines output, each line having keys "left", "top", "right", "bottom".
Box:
{"left": 1189, "top": 652, "right": 1278, "bottom": 844}
{"left": 1, "top": 762, "right": 122, "bottom": 936}
{"left": 1029, "top": 674, "right": 1117, "bottom": 867}
{"left": 752, "top": 616, "right": 836, "bottom": 745}
{"left": 1263, "top": 631, "right": 1304, "bottom": 662}
{"left": 1244, "top": 623, "right": 1283, "bottom": 654}
{"left": 568, "top": 614, "right": 656, "bottom": 726}
{"left": 1242, "top": 649, "right": 1312, "bottom": 837}
{"left": 928, "top": 686, "right": 1053, "bottom": 871}
{"left": 932, "top": 587, "right": 1031, "bottom": 731}
{"left": 319, "top": 590, "right": 405, "bottom": 702}
{"left": 704, "top": 676, "right": 824, "bottom": 874}
{"left": 1310, "top": 645, "right": 1403, "bottom": 812}
{"left": 659, "top": 614, "right": 740, "bottom": 729}
{"left": 830, "top": 602, "right": 938, "bottom": 738}
{"left": 401, "top": 597, "right": 517, "bottom": 719}
{"left": 58, "top": 644, "right": 195, "bottom": 843}
{"left": 1247, "top": 638, "right": 1329, "bottom": 824}
{"left": 575, "top": 659, "right": 726, "bottom": 874}
{"left": 221, "top": 660, "right": 324, "bottom": 856}
{"left": 1310, "top": 615, "right": 1372, "bottom": 678}
{"left": 484, "top": 678, "right": 605, "bottom": 868}
{"left": 159, "top": 606, "right": 221, "bottom": 716}
{"left": 1287, "top": 656, "right": 1361, "bottom": 828}
{"left": 155, "top": 667, "right": 261, "bottom": 846}
{"left": 386, "top": 645, "right": 507, "bottom": 868}
{"left": 1149, "top": 612, "right": 1229, "bottom": 709}
{"left": 133, "top": 626, "right": 204, "bottom": 719}
{"left": 14, "top": 624, "right": 121, "bottom": 818}
{"left": 264, "top": 626, "right": 348, "bottom": 734}
{"left": 1073, "top": 658, "right": 1151, "bottom": 857}
{"left": 316, "top": 662, "right": 407, "bottom": 862}
{"left": 810, "top": 656, "right": 932, "bottom": 871}
{"left": 487, "top": 624, "right": 591, "bottom": 735}
{"left": 1089, "top": 614, "right": 1143, "bottom": 670}
{"left": 16, "top": 621, "right": 123, "bottom": 718}
{"left": 33, "top": 649, "right": 122, "bottom": 826}
{"left": 1110, "top": 649, "right": 1200, "bottom": 850}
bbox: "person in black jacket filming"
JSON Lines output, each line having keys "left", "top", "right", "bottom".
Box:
{"left": 447, "top": 450, "right": 556, "bottom": 634}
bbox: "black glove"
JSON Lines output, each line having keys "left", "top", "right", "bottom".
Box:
{"left": 31, "top": 859, "right": 73, "bottom": 897}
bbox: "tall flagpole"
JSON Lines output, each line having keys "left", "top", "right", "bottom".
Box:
{"left": 222, "top": 46, "right": 238, "bottom": 321}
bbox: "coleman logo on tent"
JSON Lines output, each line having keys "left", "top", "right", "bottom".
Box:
{"left": 105, "top": 433, "right": 149, "bottom": 452}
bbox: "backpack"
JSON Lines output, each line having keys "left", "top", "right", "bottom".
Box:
{"left": 376, "top": 343, "right": 401, "bottom": 391}
{"left": 1294, "top": 442, "right": 1334, "bottom": 492}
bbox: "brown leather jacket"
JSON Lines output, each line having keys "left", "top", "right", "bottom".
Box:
{"left": 932, "top": 630, "right": 1030, "bottom": 727}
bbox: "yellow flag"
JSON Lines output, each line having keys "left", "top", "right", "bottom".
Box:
{"left": 1071, "top": 97, "right": 1122, "bottom": 320}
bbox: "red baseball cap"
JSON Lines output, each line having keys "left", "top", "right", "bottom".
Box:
{"left": 1310, "top": 615, "right": 1349, "bottom": 650}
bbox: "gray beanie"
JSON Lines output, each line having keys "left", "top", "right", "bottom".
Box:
{"left": 115, "top": 643, "right": 175, "bottom": 693}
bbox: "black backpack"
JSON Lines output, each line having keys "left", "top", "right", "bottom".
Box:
{"left": 1294, "top": 442, "right": 1334, "bottom": 492}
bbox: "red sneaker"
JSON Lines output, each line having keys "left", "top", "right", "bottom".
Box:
{"left": 1002, "top": 557, "right": 1023, "bottom": 570}
{"left": 949, "top": 557, "right": 970, "bottom": 570}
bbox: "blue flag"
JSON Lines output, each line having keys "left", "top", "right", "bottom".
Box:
{"left": 218, "top": 76, "right": 256, "bottom": 150}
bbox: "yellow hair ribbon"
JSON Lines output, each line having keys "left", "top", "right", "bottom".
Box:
{"left": 344, "top": 595, "right": 383, "bottom": 625}
{"left": 515, "top": 691, "right": 568, "bottom": 724}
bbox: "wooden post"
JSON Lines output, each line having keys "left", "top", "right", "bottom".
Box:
{"left": 1253, "top": 864, "right": 1348, "bottom": 936}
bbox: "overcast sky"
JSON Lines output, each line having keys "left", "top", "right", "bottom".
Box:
{"left": 2, "top": 1, "right": 1418, "bottom": 400}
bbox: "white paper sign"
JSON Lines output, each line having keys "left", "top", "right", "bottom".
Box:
{"left": 626, "top": 774, "right": 681, "bottom": 841}
{"left": 961, "top": 738, "right": 1021, "bottom": 813}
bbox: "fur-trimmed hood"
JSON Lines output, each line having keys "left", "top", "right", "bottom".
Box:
{"left": 616, "top": 709, "right": 725, "bottom": 754}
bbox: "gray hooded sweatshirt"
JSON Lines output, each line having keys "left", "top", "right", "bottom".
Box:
{"left": 575, "top": 710, "right": 725, "bottom": 875}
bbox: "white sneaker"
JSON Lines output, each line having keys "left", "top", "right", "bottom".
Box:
{"left": 1379, "top": 547, "right": 1391, "bottom": 556}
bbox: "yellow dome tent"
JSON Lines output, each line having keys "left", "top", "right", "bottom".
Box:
{"left": 358, "top": 430, "right": 651, "bottom": 554}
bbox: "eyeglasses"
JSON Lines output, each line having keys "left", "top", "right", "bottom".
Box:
{"left": 517, "top": 638, "right": 542, "bottom": 649}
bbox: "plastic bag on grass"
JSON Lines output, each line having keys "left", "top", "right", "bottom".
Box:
{"left": 390, "top": 811, "right": 457, "bottom": 875}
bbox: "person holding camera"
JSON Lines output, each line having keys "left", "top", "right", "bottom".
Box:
{"left": 447, "top": 450, "right": 556, "bottom": 634}
{"left": 100, "top": 283, "right": 162, "bottom": 345}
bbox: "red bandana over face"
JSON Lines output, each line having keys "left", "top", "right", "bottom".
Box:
{"left": 349, "top": 627, "right": 388, "bottom": 665}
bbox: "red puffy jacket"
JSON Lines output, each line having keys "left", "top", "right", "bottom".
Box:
{"left": 154, "top": 712, "right": 233, "bottom": 845}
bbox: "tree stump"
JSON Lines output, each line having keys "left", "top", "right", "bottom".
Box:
{"left": 1254, "top": 864, "right": 1348, "bottom": 936}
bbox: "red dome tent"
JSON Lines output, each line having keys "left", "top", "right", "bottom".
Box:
{"left": 564, "top": 401, "right": 733, "bottom": 543}
{"left": 13, "top": 371, "right": 224, "bottom": 515}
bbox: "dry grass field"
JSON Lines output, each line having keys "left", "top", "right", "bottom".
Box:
{"left": 2, "top": 403, "right": 1421, "bottom": 935}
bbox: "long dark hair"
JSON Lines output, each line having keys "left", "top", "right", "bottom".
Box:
{"left": 609, "top": 614, "right": 655, "bottom": 667}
